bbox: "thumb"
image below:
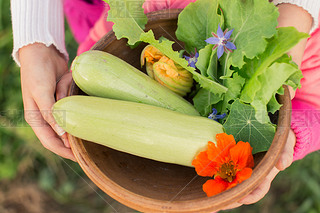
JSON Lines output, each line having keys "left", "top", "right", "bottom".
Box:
{"left": 276, "top": 129, "right": 296, "bottom": 171}
{"left": 288, "top": 86, "right": 296, "bottom": 100}
{"left": 56, "top": 72, "right": 73, "bottom": 101}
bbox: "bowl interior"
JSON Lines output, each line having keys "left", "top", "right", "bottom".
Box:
{"left": 68, "top": 9, "right": 290, "bottom": 212}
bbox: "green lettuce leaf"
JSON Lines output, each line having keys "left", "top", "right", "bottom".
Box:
{"left": 175, "top": 0, "right": 223, "bottom": 53}
{"left": 103, "top": 0, "right": 147, "bottom": 45}
{"left": 140, "top": 30, "right": 228, "bottom": 95}
{"left": 223, "top": 99, "right": 276, "bottom": 154}
{"left": 267, "top": 95, "right": 282, "bottom": 114}
{"left": 216, "top": 72, "right": 245, "bottom": 114}
{"left": 219, "top": 0, "right": 279, "bottom": 69}
{"left": 267, "top": 54, "right": 303, "bottom": 113}
{"left": 196, "top": 44, "right": 213, "bottom": 76}
{"left": 240, "top": 27, "right": 309, "bottom": 103}
{"left": 193, "top": 88, "right": 223, "bottom": 116}
{"left": 251, "top": 62, "right": 302, "bottom": 123}
{"left": 207, "top": 51, "right": 219, "bottom": 81}
{"left": 186, "top": 0, "right": 279, "bottom": 81}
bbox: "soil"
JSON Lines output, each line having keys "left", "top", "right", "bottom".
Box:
{"left": 0, "top": 179, "right": 137, "bottom": 213}
{"left": 0, "top": 181, "right": 61, "bottom": 213}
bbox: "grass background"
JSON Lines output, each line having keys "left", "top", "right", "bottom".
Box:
{"left": 0, "top": 0, "right": 320, "bottom": 212}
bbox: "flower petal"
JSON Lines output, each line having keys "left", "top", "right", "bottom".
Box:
{"left": 205, "top": 37, "right": 220, "bottom": 45}
{"left": 217, "top": 45, "right": 224, "bottom": 59}
{"left": 225, "top": 41, "right": 237, "bottom": 50}
{"left": 224, "top": 29, "right": 234, "bottom": 39}
{"left": 236, "top": 167, "right": 253, "bottom": 183}
{"left": 211, "top": 108, "right": 218, "bottom": 115}
{"left": 217, "top": 24, "right": 224, "bottom": 38}
{"left": 207, "top": 133, "right": 236, "bottom": 163}
{"left": 207, "top": 141, "right": 224, "bottom": 163}
{"left": 226, "top": 168, "right": 253, "bottom": 190}
{"left": 192, "top": 151, "right": 218, "bottom": 177}
{"left": 230, "top": 141, "right": 254, "bottom": 170}
{"left": 215, "top": 113, "right": 226, "bottom": 120}
{"left": 216, "top": 133, "right": 236, "bottom": 151}
{"left": 203, "top": 177, "right": 228, "bottom": 197}
{"left": 189, "top": 61, "right": 196, "bottom": 68}
{"left": 208, "top": 108, "right": 218, "bottom": 120}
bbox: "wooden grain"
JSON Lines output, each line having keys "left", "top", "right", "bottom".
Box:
{"left": 68, "top": 9, "right": 291, "bottom": 212}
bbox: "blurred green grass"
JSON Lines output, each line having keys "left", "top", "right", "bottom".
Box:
{"left": 1, "top": 0, "right": 320, "bottom": 212}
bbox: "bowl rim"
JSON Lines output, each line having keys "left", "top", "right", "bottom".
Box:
{"left": 68, "top": 9, "right": 291, "bottom": 213}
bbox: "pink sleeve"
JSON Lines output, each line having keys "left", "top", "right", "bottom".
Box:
{"left": 77, "top": 0, "right": 196, "bottom": 55}
{"left": 291, "top": 12, "right": 320, "bottom": 160}
{"left": 64, "top": 0, "right": 105, "bottom": 44}
{"left": 291, "top": 99, "right": 320, "bottom": 161}
{"left": 143, "top": 0, "right": 196, "bottom": 12}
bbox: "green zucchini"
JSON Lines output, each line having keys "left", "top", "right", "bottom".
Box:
{"left": 53, "top": 96, "right": 224, "bottom": 167}
{"left": 71, "top": 50, "right": 199, "bottom": 116}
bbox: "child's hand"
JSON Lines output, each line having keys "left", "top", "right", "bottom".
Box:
{"left": 19, "top": 43, "right": 76, "bottom": 161}
{"left": 239, "top": 130, "right": 296, "bottom": 204}
{"left": 221, "top": 130, "right": 296, "bottom": 210}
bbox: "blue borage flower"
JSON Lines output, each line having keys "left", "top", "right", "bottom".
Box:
{"left": 184, "top": 49, "right": 199, "bottom": 68}
{"left": 205, "top": 24, "right": 236, "bottom": 59}
{"left": 208, "top": 108, "right": 226, "bottom": 121}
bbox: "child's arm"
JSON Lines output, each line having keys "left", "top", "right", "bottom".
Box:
{"left": 11, "top": 0, "right": 75, "bottom": 161}
{"left": 11, "top": 0, "right": 68, "bottom": 65}
{"left": 277, "top": 3, "right": 312, "bottom": 67}
{"left": 277, "top": 3, "right": 313, "bottom": 98}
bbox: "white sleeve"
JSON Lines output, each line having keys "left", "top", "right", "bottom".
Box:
{"left": 11, "top": 0, "right": 68, "bottom": 66}
{"left": 273, "top": 0, "right": 320, "bottom": 33}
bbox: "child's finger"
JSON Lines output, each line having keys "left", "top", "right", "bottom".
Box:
{"left": 221, "top": 201, "right": 242, "bottom": 210}
{"left": 56, "top": 72, "right": 73, "bottom": 101}
{"left": 23, "top": 97, "right": 75, "bottom": 161}
{"left": 276, "top": 129, "right": 296, "bottom": 171}
{"left": 238, "top": 167, "right": 279, "bottom": 205}
{"left": 288, "top": 86, "right": 295, "bottom": 100}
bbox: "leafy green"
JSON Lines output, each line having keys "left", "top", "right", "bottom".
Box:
{"left": 276, "top": 55, "right": 304, "bottom": 92}
{"left": 216, "top": 72, "right": 245, "bottom": 113}
{"left": 191, "top": 0, "right": 278, "bottom": 79}
{"left": 223, "top": 99, "right": 276, "bottom": 154}
{"left": 251, "top": 62, "right": 302, "bottom": 123}
{"left": 240, "top": 27, "right": 309, "bottom": 103}
{"left": 176, "top": 0, "right": 278, "bottom": 70}
{"left": 267, "top": 95, "right": 282, "bottom": 114}
{"left": 219, "top": 0, "right": 279, "bottom": 69}
{"left": 193, "top": 88, "right": 223, "bottom": 116}
{"left": 207, "top": 51, "right": 219, "bottom": 81}
{"left": 196, "top": 44, "right": 213, "bottom": 76}
{"left": 175, "top": 0, "right": 223, "bottom": 53}
{"left": 140, "top": 30, "right": 228, "bottom": 95}
{"left": 103, "top": 0, "right": 147, "bottom": 45}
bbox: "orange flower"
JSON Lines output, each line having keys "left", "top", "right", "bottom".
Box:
{"left": 192, "top": 133, "right": 254, "bottom": 197}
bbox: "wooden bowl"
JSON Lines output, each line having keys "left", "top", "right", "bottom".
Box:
{"left": 68, "top": 9, "right": 291, "bottom": 212}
